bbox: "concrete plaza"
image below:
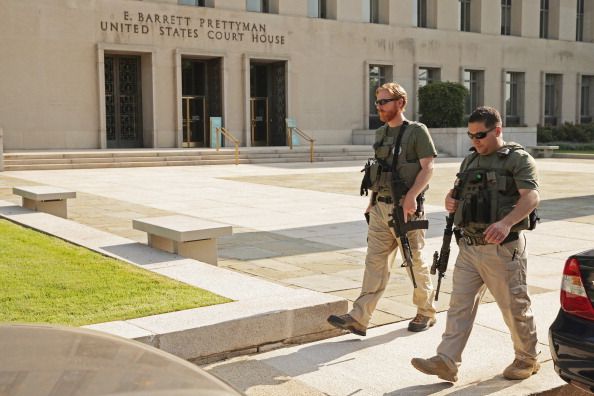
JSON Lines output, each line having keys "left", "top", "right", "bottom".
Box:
{"left": 1, "top": 156, "right": 593, "bottom": 395}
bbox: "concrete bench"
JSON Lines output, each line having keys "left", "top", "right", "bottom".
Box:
{"left": 13, "top": 186, "right": 76, "bottom": 219}
{"left": 133, "top": 215, "right": 232, "bottom": 266}
{"left": 527, "top": 145, "right": 559, "bottom": 158}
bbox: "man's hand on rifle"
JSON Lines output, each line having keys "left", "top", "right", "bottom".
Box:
{"left": 445, "top": 189, "right": 459, "bottom": 213}
{"left": 401, "top": 193, "right": 417, "bottom": 222}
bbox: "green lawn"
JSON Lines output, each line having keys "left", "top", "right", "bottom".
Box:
{"left": 0, "top": 219, "right": 232, "bottom": 326}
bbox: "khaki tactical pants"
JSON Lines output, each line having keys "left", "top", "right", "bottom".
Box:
{"left": 437, "top": 233, "right": 538, "bottom": 368}
{"left": 350, "top": 201, "right": 436, "bottom": 327}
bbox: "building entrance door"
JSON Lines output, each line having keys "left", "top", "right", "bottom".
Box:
{"left": 250, "top": 97, "right": 268, "bottom": 146}
{"left": 182, "top": 96, "right": 206, "bottom": 147}
{"left": 182, "top": 57, "right": 223, "bottom": 148}
{"left": 105, "top": 55, "right": 143, "bottom": 148}
{"left": 250, "top": 61, "right": 286, "bottom": 146}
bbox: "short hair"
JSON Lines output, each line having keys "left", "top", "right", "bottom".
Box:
{"left": 468, "top": 106, "right": 502, "bottom": 128}
{"left": 376, "top": 82, "right": 407, "bottom": 109}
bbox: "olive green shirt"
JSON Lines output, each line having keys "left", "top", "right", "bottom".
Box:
{"left": 460, "top": 144, "right": 539, "bottom": 191}
{"left": 374, "top": 122, "right": 437, "bottom": 196}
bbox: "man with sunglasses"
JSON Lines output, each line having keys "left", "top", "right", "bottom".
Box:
{"left": 327, "top": 82, "right": 437, "bottom": 336}
{"left": 412, "top": 106, "right": 540, "bottom": 382}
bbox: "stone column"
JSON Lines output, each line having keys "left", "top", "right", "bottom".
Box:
{"left": 0, "top": 127, "right": 3, "bottom": 172}
{"left": 518, "top": 0, "right": 540, "bottom": 38}
{"left": 434, "top": 0, "right": 460, "bottom": 31}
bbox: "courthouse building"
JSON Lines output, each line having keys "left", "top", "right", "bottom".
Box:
{"left": 0, "top": 0, "right": 593, "bottom": 151}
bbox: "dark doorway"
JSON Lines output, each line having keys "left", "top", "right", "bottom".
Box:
{"left": 105, "top": 55, "right": 143, "bottom": 148}
{"left": 181, "top": 57, "right": 223, "bottom": 147}
{"left": 250, "top": 61, "right": 287, "bottom": 146}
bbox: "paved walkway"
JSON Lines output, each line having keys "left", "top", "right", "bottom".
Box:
{"left": 1, "top": 157, "right": 594, "bottom": 395}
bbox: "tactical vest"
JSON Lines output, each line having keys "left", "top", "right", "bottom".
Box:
{"left": 372, "top": 121, "right": 423, "bottom": 195}
{"left": 453, "top": 142, "right": 531, "bottom": 235}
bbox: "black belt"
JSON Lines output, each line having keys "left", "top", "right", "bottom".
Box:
{"left": 377, "top": 196, "right": 393, "bottom": 204}
{"left": 376, "top": 195, "right": 424, "bottom": 215}
{"left": 462, "top": 232, "right": 519, "bottom": 246}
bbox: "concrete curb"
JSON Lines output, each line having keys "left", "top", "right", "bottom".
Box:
{"left": 552, "top": 152, "right": 594, "bottom": 160}
{"left": 0, "top": 201, "right": 347, "bottom": 363}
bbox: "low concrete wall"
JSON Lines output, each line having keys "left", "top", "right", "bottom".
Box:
{"left": 353, "top": 126, "right": 537, "bottom": 157}
{"left": 429, "top": 127, "right": 468, "bottom": 157}
{"left": 352, "top": 129, "right": 375, "bottom": 146}
{"left": 432, "top": 126, "right": 537, "bottom": 157}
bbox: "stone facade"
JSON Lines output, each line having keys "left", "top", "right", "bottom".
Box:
{"left": 0, "top": 0, "right": 592, "bottom": 150}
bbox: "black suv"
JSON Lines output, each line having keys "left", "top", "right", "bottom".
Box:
{"left": 549, "top": 249, "right": 594, "bottom": 394}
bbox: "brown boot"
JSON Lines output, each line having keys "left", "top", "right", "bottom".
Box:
{"left": 327, "top": 314, "right": 366, "bottom": 336}
{"left": 411, "top": 355, "right": 458, "bottom": 382}
{"left": 503, "top": 359, "right": 540, "bottom": 380}
{"left": 408, "top": 314, "right": 436, "bottom": 332}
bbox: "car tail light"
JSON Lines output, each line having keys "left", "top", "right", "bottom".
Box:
{"left": 561, "top": 257, "right": 594, "bottom": 320}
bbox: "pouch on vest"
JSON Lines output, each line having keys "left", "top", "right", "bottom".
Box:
{"left": 360, "top": 158, "right": 383, "bottom": 196}
{"left": 528, "top": 208, "right": 540, "bottom": 230}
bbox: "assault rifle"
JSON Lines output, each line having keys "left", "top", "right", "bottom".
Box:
{"left": 431, "top": 173, "right": 466, "bottom": 301}
{"left": 388, "top": 175, "right": 429, "bottom": 289}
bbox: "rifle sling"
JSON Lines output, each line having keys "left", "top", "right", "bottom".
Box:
{"left": 391, "top": 120, "right": 408, "bottom": 173}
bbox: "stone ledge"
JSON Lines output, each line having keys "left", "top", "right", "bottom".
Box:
{"left": 527, "top": 145, "right": 560, "bottom": 158}
{"left": 0, "top": 200, "right": 347, "bottom": 362}
{"left": 133, "top": 215, "right": 232, "bottom": 242}
{"left": 13, "top": 185, "right": 76, "bottom": 201}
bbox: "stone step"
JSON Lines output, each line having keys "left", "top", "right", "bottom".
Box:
{"left": 3, "top": 146, "right": 374, "bottom": 171}
{"left": 4, "top": 158, "right": 73, "bottom": 165}
{"left": 5, "top": 163, "right": 77, "bottom": 171}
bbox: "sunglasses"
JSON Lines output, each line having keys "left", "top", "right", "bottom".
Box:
{"left": 467, "top": 126, "right": 496, "bottom": 140}
{"left": 375, "top": 98, "right": 399, "bottom": 106}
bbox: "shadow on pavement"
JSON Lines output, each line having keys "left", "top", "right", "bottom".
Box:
{"left": 208, "top": 328, "right": 417, "bottom": 386}
{"left": 438, "top": 375, "right": 517, "bottom": 396}
{"left": 384, "top": 374, "right": 517, "bottom": 395}
{"left": 219, "top": 219, "right": 447, "bottom": 261}
{"left": 383, "top": 382, "right": 454, "bottom": 395}
{"left": 538, "top": 195, "right": 594, "bottom": 221}
{"left": 100, "top": 242, "right": 187, "bottom": 266}
{"left": 219, "top": 193, "right": 594, "bottom": 262}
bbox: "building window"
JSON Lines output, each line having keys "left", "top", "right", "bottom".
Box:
{"left": 417, "top": 67, "right": 440, "bottom": 119}
{"left": 417, "top": 0, "right": 428, "bottom": 27}
{"left": 418, "top": 67, "right": 440, "bottom": 88}
{"left": 540, "top": 0, "right": 549, "bottom": 38}
{"left": 544, "top": 73, "right": 561, "bottom": 126}
{"left": 501, "top": 0, "right": 512, "bottom": 35}
{"left": 576, "top": 0, "right": 585, "bottom": 41}
{"left": 308, "top": 0, "right": 327, "bottom": 18}
{"left": 179, "top": 0, "right": 205, "bottom": 5}
{"left": 464, "top": 70, "right": 483, "bottom": 115}
{"left": 369, "top": 65, "right": 392, "bottom": 129}
{"left": 247, "top": 0, "right": 269, "bottom": 13}
{"left": 460, "top": 0, "right": 471, "bottom": 32}
{"left": 505, "top": 72, "right": 524, "bottom": 126}
{"left": 581, "top": 75, "right": 593, "bottom": 124}
{"left": 363, "top": 0, "right": 380, "bottom": 24}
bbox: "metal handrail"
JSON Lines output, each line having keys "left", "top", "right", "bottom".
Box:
{"left": 286, "top": 126, "right": 315, "bottom": 163}
{"left": 216, "top": 127, "right": 240, "bottom": 165}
